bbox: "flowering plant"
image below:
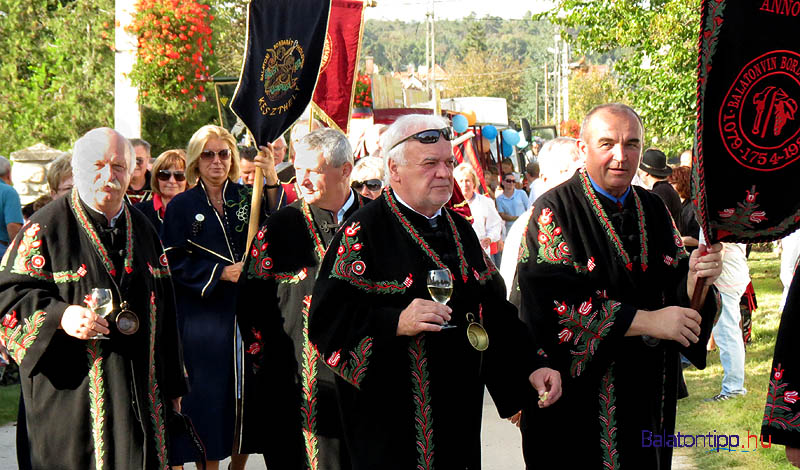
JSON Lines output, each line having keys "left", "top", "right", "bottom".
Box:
{"left": 353, "top": 74, "right": 372, "bottom": 109}
{"left": 125, "top": 0, "right": 214, "bottom": 107}
{"left": 560, "top": 119, "right": 580, "bottom": 138}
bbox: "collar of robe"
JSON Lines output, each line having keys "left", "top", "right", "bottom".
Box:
{"left": 578, "top": 169, "right": 648, "bottom": 272}
{"left": 302, "top": 189, "right": 367, "bottom": 263}
{"left": 70, "top": 188, "right": 134, "bottom": 279}
{"left": 384, "top": 187, "right": 471, "bottom": 283}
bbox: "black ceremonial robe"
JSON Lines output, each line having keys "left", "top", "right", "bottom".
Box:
{"left": 0, "top": 190, "right": 187, "bottom": 470}
{"left": 308, "top": 188, "right": 544, "bottom": 470}
{"left": 160, "top": 179, "right": 271, "bottom": 461}
{"left": 762, "top": 265, "right": 800, "bottom": 448}
{"left": 237, "top": 190, "right": 366, "bottom": 469}
{"left": 515, "top": 170, "right": 718, "bottom": 469}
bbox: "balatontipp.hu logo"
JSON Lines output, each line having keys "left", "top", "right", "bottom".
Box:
{"left": 642, "top": 430, "right": 772, "bottom": 452}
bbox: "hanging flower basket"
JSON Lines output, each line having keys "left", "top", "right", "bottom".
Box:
{"left": 125, "top": 0, "right": 214, "bottom": 108}
{"left": 353, "top": 74, "right": 373, "bottom": 109}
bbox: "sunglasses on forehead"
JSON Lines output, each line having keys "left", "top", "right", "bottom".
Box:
{"left": 388, "top": 127, "right": 454, "bottom": 151}
{"left": 157, "top": 170, "right": 186, "bottom": 182}
{"left": 199, "top": 148, "right": 231, "bottom": 160}
{"left": 351, "top": 179, "right": 383, "bottom": 191}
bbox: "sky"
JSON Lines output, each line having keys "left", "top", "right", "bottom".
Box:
{"left": 364, "top": 0, "right": 553, "bottom": 22}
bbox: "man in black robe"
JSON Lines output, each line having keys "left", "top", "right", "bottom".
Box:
{"left": 307, "top": 114, "right": 562, "bottom": 470}
{"left": 515, "top": 104, "right": 724, "bottom": 469}
{"left": 0, "top": 128, "right": 187, "bottom": 469}
{"left": 237, "top": 128, "right": 368, "bottom": 469}
{"left": 763, "top": 268, "right": 800, "bottom": 467}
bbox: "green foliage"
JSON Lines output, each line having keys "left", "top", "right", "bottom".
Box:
{"left": 0, "top": 385, "right": 19, "bottom": 426}
{"left": 0, "top": 0, "right": 115, "bottom": 156}
{"left": 568, "top": 68, "right": 625, "bottom": 125}
{"left": 545, "top": 0, "right": 699, "bottom": 155}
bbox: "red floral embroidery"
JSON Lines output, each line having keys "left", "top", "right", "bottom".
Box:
{"left": 578, "top": 300, "right": 592, "bottom": 315}
{"left": 2, "top": 311, "right": 18, "bottom": 329}
{"left": 159, "top": 254, "right": 169, "bottom": 267}
{"left": 77, "top": 264, "right": 88, "bottom": 277}
{"left": 558, "top": 328, "right": 573, "bottom": 343}
{"left": 786, "top": 391, "right": 798, "bottom": 404}
{"left": 538, "top": 207, "right": 553, "bottom": 225}
{"left": 326, "top": 351, "right": 342, "bottom": 367}
{"left": 31, "top": 255, "right": 45, "bottom": 269}
{"left": 345, "top": 222, "right": 361, "bottom": 237}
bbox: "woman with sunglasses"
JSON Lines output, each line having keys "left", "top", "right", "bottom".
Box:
{"left": 161, "top": 125, "right": 271, "bottom": 470}
{"left": 349, "top": 156, "right": 384, "bottom": 199}
{"left": 133, "top": 149, "right": 187, "bottom": 233}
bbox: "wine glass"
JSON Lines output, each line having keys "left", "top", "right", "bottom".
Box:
{"left": 89, "top": 288, "right": 114, "bottom": 340}
{"left": 427, "top": 268, "right": 455, "bottom": 329}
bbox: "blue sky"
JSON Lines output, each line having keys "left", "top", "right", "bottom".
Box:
{"left": 364, "top": 0, "right": 553, "bottom": 22}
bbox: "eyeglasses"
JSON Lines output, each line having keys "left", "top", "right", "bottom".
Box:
{"left": 157, "top": 170, "right": 186, "bottom": 182}
{"left": 388, "top": 128, "right": 454, "bottom": 151}
{"left": 503, "top": 178, "right": 516, "bottom": 183}
{"left": 351, "top": 179, "right": 383, "bottom": 191}
{"left": 199, "top": 149, "right": 231, "bottom": 160}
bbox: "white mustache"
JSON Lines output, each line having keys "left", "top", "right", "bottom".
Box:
{"left": 104, "top": 180, "right": 122, "bottom": 191}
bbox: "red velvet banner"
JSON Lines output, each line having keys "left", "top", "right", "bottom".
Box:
{"left": 311, "top": 0, "right": 365, "bottom": 134}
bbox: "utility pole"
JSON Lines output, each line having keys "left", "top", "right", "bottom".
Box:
{"left": 562, "top": 41, "right": 570, "bottom": 123}
{"left": 430, "top": 0, "right": 439, "bottom": 114}
{"left": 543, "top": 63, "right": 549, "bottom": 125}
{"left": 553, "top": 35, "right": 561, "bottom": 125}
{"left": 535, "top": 84, "right": 539, "bottom": 124}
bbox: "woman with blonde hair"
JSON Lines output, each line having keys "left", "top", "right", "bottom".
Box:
{"left": 161, "top": 125, "right": 265, "bottom": 470}
{"left": 349, "top": 156, "right": 384, "bottom": 199}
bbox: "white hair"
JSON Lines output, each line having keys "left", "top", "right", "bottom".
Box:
{"left": 537, "top": 136, "right": 582, "bottom": 190}
{"left": 351, "top": 156, "right": 385, "bottom": 183}
{"left": 0, "top": 156, "right": 10, "bottom": 177}
{"left": 72, "top": 128, "right": 135, "bottom": 200}
{"left": 381, "top": 114, "right": 450, "bottom": 179}
{"left": 297, "top": 128, "right": 354, "bottom": 168}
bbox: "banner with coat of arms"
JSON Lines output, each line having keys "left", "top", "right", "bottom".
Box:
{"left": 311, "top": 0, "right": 367, "bottom": 134}
{"left": 230, "top": 0, "right": 332, "bottom": 146}
{"left": 694, "top": 0, "right": 800, "bottom": 243}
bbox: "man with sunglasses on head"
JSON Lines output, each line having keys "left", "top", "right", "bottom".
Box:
{"left": 306, "top": 114, "right": 562, "bottom": 469}
{"left": 236, "top": 128, "right": 369, "bottom": 469}
{"left": 126, "top": 138, "right": 153, "bottom": 204}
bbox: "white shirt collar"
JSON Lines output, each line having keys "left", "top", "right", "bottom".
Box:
{"left": 336, "top": 190, "right": 356, "bottom": 223}
{"left": 393, "top": 189, "right": 442, "bottom": 220}
{"left": 79, "top": 193, "right": 125, "bottom": 227}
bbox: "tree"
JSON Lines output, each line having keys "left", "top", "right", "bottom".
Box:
{"left": 568, "top": 67, "right": 624, "bottom": 125}
{"left": 0, "top": 0, "right": 115, "bottom": 155}
{"left": 545, "top": 0, "right": 699, "bottom": 155}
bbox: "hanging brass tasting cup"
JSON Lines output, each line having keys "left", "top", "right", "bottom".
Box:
{"left": 466, "top": 312, "right": 489, "bottom": 351}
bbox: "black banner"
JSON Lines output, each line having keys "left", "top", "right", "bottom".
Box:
{"left": 695, "top": 0, "right": 800, "bottom": 243}
{"left": 230, "top": 0, "right": 331, "bottom": 146}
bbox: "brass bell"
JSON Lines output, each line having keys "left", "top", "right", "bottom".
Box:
{"left": 466, "top": 312, "right": 489, "bottom": 351}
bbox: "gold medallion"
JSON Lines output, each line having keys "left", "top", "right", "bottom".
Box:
{"left": 116, "top": 301, "right": 140, "bottom": 335}
{"left": 466, "top": 312, "right": 489, "bottom": 351}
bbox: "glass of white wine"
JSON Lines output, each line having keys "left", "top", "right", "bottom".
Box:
{"left": 89, "top": 288, "right": 114, "bottom": 340}
{"left": 427, "top": 268, "right": 455, "bottom": 329}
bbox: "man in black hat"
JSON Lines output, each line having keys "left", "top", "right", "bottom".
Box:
{"left": 638, "top": 148, "right": 682, "bottom": 222}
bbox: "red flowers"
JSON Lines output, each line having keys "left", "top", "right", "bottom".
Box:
{"left": 578, "top": 300, "right": 592, "bottom": 316}
{"left": 557, "top": 328, "right": 573, "bottom": 344}
{"left": 344, "top": 222, "right": 361, "bottom": 237}
{"left": 785, "top": 390, "right": 798, "bottom": 404}
{"left": 2, "top": 311, "right": 18, "bottom": 329}
{"left": 125, "top": 0, "right": 213, "bottom": 105}
{"left": 538, "top": 208, "right": 553, "bottom": 226}
{"left": 775, "top": 365, "right": 784, "bottom": 380}
{"left": 353, "top": 74, "right": 373, "bottom": 109}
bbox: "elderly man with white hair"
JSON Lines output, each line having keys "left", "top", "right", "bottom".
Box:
{"left": 308, "top": 114, "right": 561, "bottom": 469}
{"left": 0, "top": 127, "right": 187, "bottom": 469}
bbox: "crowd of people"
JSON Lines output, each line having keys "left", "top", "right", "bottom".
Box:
{"left": 0, "top": 102, "right": 799, "bottom": 470}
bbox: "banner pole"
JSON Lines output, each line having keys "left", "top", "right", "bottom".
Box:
{"left": 245, "top": 130, "right": 264, "bottom": 256}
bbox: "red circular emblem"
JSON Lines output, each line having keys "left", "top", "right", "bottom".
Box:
{"left": 31, "top": 255, "right": 45, "bottom": 269}
{"left": 351, "top": 260, "right": 366, "bottom": 276}
{"left": 719, "top": 50, "right": 800, "bottom": 171}
{"left": 159, "top": 253, "right": 169, "bottom": 267}
{"left": 262, "top": 258, "right": 273, "bottom": 270}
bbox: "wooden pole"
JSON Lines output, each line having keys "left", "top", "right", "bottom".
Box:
{"left": 245, "top": 131, "right": 263, "bottom": 256}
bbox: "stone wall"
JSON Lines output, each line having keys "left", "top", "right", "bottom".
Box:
{"left": 9, "top": 143, "right": 66, "bottom": 205}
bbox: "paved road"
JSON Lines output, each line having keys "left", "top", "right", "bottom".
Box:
{"left": 0, "top": 387, "right": 525, "bottom": 469}
{"left": 0, "top": 387, "right": 695, "bottom": 469}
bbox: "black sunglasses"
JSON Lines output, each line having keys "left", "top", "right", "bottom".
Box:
{"left": 389, "top": 128, "right": 453, "bottom": 151}
{"left": 199, "top": 148, "right": 231, "bottom": 160}
{"left": 351, "top": 179, "right": 383, "bottom": 191}
{"left": 157, "top": 170, "right": 186, "bottom": 182}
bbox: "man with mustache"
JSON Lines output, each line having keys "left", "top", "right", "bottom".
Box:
{"left": 0, "top": 128, "right": 187, "bottom": 469}
{"left": 515, "top": 104, "right": 724, "bottom": 468}
{"left": 307, "top": 114, "right": 562, "bottom": 469}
